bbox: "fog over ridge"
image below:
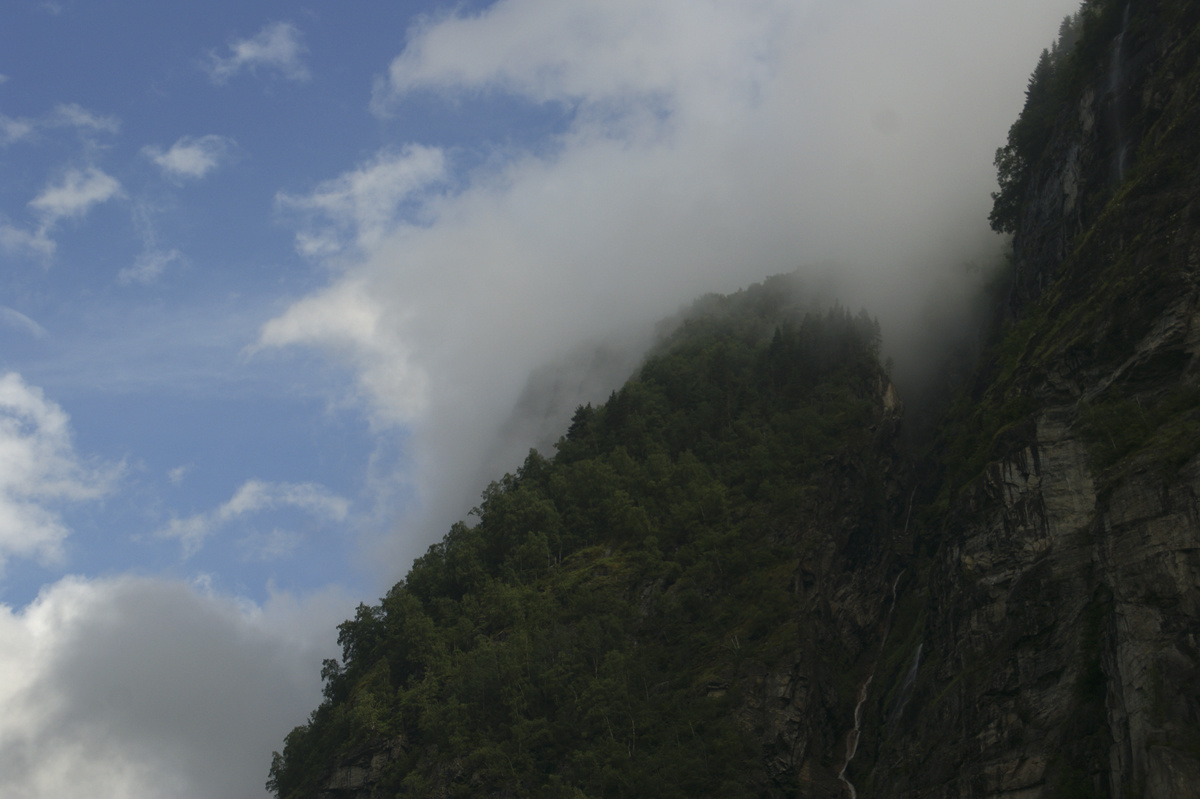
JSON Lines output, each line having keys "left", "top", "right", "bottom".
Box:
{"left": 261, "top": 0, "right": 1079, "bottom": 581}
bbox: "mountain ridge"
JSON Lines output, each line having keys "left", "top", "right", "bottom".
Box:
{"left": 268, "top": 2, "right": 1200, "bottom": 796}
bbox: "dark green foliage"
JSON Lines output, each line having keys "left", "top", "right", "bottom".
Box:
{"left": 990, "top": 0, "right": 1129, "bottom": 233}
{"left": 267, "top": 278, "right": 891, "bottom": 798}
{"left": 1078, "top": 386, "right": 1200, "bottom": 481}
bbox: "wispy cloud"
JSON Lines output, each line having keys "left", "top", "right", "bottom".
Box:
{"left": 0, "top": 373, "right": 118, "bottom": 571}
{"left": 30, "top": 167, "right": 122, "bottom": 227}
{"left": 1, "top": 103, "right": 117, "bottom": 148}
{"left": 0, "top": 222, "right": 55, "bottom": 259}
{"left": 157, "top": 479, "right": 349, "bottom": 557}
{"left": 276, "top": 145, "right": 445, "bottom": 255}
{"left": 50, "top": 103, "right": 120, "bottom": 134}
{"left": 118, "top": 248, "right": 183, "bottom": 285}
{"left": 0, "top": 307, "right": 49, "bottom": 339}
{"left": 119, "top": 202, "right": 183, "bottom": 286}
{"left": 1, "top": 113, "right": 34, "bottom": 145}
{"left": 237, "top": 528, "right": 303, "bottom": 562}
{"left": 143, "top": 135, "right": 235, "bottom": 181}
{"left": 205, "top": 22, "right": 309, "bottom": 85}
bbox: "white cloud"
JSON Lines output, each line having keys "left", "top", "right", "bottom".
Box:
{"left": 118, "top": 248, "right": 183, "bottom": 285}
{"left": 0, "top": 575, "right": 352, "bottom": 799}
{"left": 167, "top": 465, "right": 189, "bottom": 486}
{"left": 222, "top": 479, "right": 349, "bottom": 520}
{"left": 158, "top": 479, "right": 349, "bottom": 557}
{"left": 0, "top": 222, "right": 55, "bottom": 259}
{"left": 29, "top": 167, "right": 122, "bottom": 228}
{"left": 144, "top": 135, "right": 235, "bottom": 181}
{"left": 0, "top": 374, "right": 117, "bottom": 571}
{"left": 263, "top": 0, "right": 1081, "bottom": 577}
{"left": 206, "top": 22, "right": 309, "bottom": 85}
{"left": 1, "top": 103, "right": 116, "bottom": 150}
{"left": 373, "top": 0, "right": 781, "bottom": 114}
{"left": 1, "top": 113, "right": 33, "bottom": 145}
{"left": 257, "top": 278, "right": 429, "bottom": 426}
{"left": 276, "top": 145, "right": 445, "bottom": 254}
{"left": 50, "top": 103, "right": 120, "bottom": 134}
{"left": 0, "top": 307, "right": 48, "bottom": 339}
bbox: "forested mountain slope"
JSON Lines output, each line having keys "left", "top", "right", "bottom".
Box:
{"left": 268, "top": 281, "right": 912, "bottom": 798}
{"left": 270, "top": 1, "right": 1200, "bottom": 796}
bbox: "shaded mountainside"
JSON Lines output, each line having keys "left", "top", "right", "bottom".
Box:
{"left": 863, "top": 1, "right": 1200, "bottom": 796}
{"left": 269, "top": 1, "right": 1200, "bottom": 797}
{"left": 269, "top": 284, "right": 911, "bottom": 799}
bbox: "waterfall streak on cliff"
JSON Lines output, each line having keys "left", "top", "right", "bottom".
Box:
{"left": 887, "top": 643, "right": 923, "bottom": 729}
{"left": 1110, "top": 4, "right": 1132, "bottom": 180}
{"left": 837, "top": 573, "right": 902, "bottom": 799}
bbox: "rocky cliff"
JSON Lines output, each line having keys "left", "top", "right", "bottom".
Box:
{"left": 858, "top": 2, "right": 1200, "bottom": 797}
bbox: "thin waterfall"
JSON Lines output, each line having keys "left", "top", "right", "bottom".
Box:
{"left": 887, "top": 643, "right": 923, "bottom": 730}
{"left": 837, "top": 678, "right": 873, "bottom": 799}
{"left": 1110, "top": 4, "right": 1132, "bottom": 180}
{"left": 837, "top": 573, "right": 902, "bottom": 799}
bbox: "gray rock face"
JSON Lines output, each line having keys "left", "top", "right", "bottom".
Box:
{"left": 859, "top": 6, "right": 1200, "bottom": 797}
{"left": 871, "top": 411, "right": 1200, "bottom": 798}
{"left": 316, "top": 739, "right": 403, "bottom": 799}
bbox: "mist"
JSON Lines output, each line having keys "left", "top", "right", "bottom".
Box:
{"left": 258, "top": 0, "right": 1081, "bottom": 585}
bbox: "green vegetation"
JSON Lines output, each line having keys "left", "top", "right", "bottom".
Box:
{"left": 990, "top": 0, "right": 1128, "bottom": 233}
{"left": 1078, "top": 386, "right": 1200, "bottom": 479}
{"left": 267, "top": 277, "right": 894, "bottom": 798}
{"left": 940, "top": 0, "right": 1200, "bottom": 512}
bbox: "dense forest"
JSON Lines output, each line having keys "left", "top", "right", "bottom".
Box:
{"left": 267, "top": 281, "right": 900, "bottom": 798}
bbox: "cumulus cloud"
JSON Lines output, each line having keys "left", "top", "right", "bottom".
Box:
{"left": 264, "top": 0, "right": 1080, "bottom": 575}
{"left": 157, "top": 479, "right": 349, "bottom": 557}
{"left": 0, "top": 373, "right": 117, "bottom": 571}
{"left": 0, "top": 575, "right": 351, "bottom": 799}
{"left": 144, "top": 134, "right": 235, "bottom": 181}
{"left": 29, "top": 167, "right": 122, "bottom": 228}
{"left": 206, "top": 22, "right": 309, "bottom": 85}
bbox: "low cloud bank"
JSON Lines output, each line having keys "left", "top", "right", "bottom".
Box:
{"left": 261, "top": 0, "right": 1079, "bottom": 579}
{"left": 0, "top": 575, "right": 350, "bottom": 799}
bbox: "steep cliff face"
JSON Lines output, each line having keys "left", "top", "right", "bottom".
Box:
{"left": 861, "top": 3, "right": 1200, "bottom": 797}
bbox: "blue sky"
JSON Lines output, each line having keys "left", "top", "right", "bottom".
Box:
{"left": 0, "top": 1, "right": 1079, "bottom": 796}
